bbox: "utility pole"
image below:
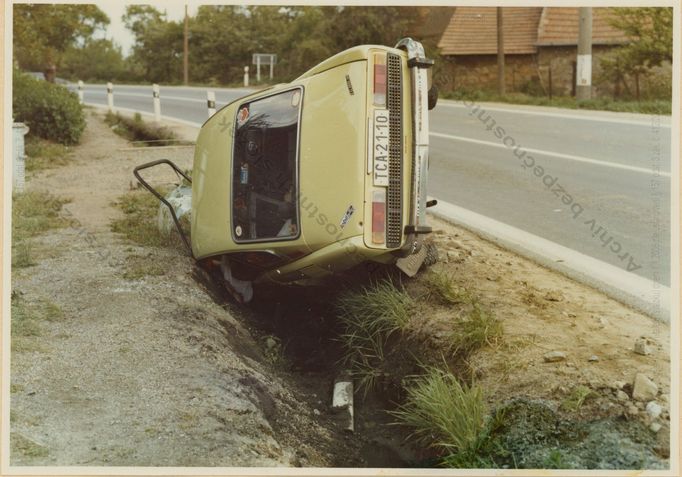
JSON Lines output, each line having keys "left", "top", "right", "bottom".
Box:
{"left": 183, "top": 4, "right": 189, "bottom": 86}
{"left": 576, "top": 7, "right": 592, "bottom": 100}
{"left": 497, "top": 7, "right": 505, "bottom": 96}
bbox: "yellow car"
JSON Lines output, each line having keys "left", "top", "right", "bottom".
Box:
{"left": 135, "top": 38, "right": 437, "bottom": 302}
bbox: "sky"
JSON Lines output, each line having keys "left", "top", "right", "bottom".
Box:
{"left": 93, "top": 1, "right": 198, "bottom": 57}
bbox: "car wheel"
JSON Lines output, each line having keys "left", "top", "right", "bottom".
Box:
{"left": 422, "top": 242, "right": 439, "bottom": 267}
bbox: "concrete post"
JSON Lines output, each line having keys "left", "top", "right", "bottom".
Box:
{"left": 77, "top": 80, "right": 84, "bottom": 104}
{"left": 152, "top": 83, "right": 161, "bottom": 122}
{"left": 244, "top": 66, "right": 249, "bottom": 87}
{"left": 576, "top": 7, "right": 593, "bottom": 100}
{"left": 269, "top": 60, "right": 273, "bottom": 80}
{"left": 107, "top": 82, "right": 114, "bottom": 112}
{"left": 13, "top": 123, "right": 29, "bottom": 192}
{"left": 207, "top": 91, "right": 216, "bottom": 118}
{"left": 256, "top": 56, "right": 261, "bottom": 82}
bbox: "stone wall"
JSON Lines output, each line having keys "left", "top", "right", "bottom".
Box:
{"left": 437, "top": 45, "right": 672, "bottom": 100}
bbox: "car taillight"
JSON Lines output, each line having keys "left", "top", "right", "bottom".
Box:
{"left": 373, "top": 53, "right": 387, "bottom": 106}
{"left": 372, "top": 189, "right": 386, "bottom": 244}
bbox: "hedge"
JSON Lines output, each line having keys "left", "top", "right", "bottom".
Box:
{"left": 13, "top": 69, "right": 86, "bottom": 145}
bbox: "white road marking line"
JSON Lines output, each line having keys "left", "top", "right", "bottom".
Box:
{"left": 85, "top": 102, "right": 202, "bottom": 129}
{"left": 430, "top": 131, "right": 671, "bottom": 177}
{"left": 84, "top": 91, "right": 222, "bottom": 104}
{"left": 437, "top": 100, "right": 671, "bottom": 127}
{"left": 428, "top": 198, "right": 670, "bottom": 322}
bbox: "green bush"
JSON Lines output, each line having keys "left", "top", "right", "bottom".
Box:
{"left": 12, "top": 69, "right": 85, "bottom": 145}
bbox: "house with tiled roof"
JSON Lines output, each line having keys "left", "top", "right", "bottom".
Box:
{"left": 436, "top": 7, "right": 631, "bottom": 97}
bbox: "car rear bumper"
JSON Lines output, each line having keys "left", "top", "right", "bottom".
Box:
{"left": 395, "top": 38, "right": 433, "bottom": 256}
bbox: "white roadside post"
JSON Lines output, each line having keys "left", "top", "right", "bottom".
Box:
{"left": 243, "top": 66, "right": 249, "bottom": 87}
{"left": 12, "top": 122, "right": 29, "bottom": 192}
{"left": 77, "top": 80, "right": 84, "bottom": 104}
{"left": 256, "top": 55, "right": 261, "bottom": 82}
{"left": 152, "top": 83, "right": 161, "bottom": 122}
{"left": 107, "top": 82, "right": 114, "bottom": 112}
{"left": 269, "top": 60, "right": 273, "bottom": 80}
{"left": 207, "top": 91, "right": 216, "bottom": 118}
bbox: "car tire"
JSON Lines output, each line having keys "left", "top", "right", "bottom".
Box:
{"left": 422, "top": 242, "right": 439, "bottom": 267}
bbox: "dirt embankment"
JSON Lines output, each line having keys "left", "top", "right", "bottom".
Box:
{"left": 10, "top": 111, "right": 670, "bottom": 469}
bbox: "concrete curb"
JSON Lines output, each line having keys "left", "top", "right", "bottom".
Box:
{"left": 428, "top": 198, "right": 670, "bottom": 323}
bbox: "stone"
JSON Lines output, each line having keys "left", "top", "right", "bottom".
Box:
{"left": 265, "top": 337, "right": 278, "bottom": 350}
{"left": 543, "top": 290, "right": 564, "bottom": 302}
{"left": 650, "top": 422, "right": 662, "bottom": 433}
{"left": 632, "top": 373, "right": 658, "bottom": 401}
{"left": 313, "top": 409, "right": 321, "bottom": 416}
{"left": 626, "top": 404, "right": 639, "bottom": 417}
{"left": 543, "top": 351, "right": 567, "bottom": 363}
{"left": 332, "top": 378, "right": 354, "bottom": 432}
{"left": 646, "top": 401, "right": 663, "bottom": 419}
{"left": 588, "top": 355, "right": 599, "bottom": 362}
{"left": 634, "top": 337, "right": 651, "bottom": 356}
{"left": 616, "top": 390, "right": 629, "bottom": 401}
{"left": 613, "top": 380, "right": 627, "bottom": 390}
{"left": 659, "top": 393, "right": 669, "bottom": 403}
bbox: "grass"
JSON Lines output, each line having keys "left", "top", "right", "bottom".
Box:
{"left": 560, "top": 385, "right": 594, "bottom": 413}
{"left": 392, "top": 366, "right": 488, "bottom": 460}
{"left": 24, "top": 136, "right": 72, "bottom": 172}
{"left": 10, "top": 432, "right": 49, "bottom": 458}
{"left": 12, "top": 190, "right": 71, "bottom": 241}
{"left": 122, "top": 253, "right": 167, "bottom": 279}
{"left": 104, "top": 111, "right": 184, "bottom": 146}
{"left": 440, "top": 90, "right": 672, "bottom": 115}
{"left": 111, "top": 189, "right": 187, "bottom": 250}
{"left": 336, "top": 280, "right": 415, "bottom": 395}
{"left": 424, "top": 270, "right": 471, "bottom": 305}
{"left": 12, "top": 190, "right": 71, "bottom": 270}
{"left": 450, "top": 301, "right": 503, "bottom": 357}
{"left": 11, "top": 292, "right": 64, "bottom": 352}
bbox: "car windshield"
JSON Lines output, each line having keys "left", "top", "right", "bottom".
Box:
{"left": 232, "top": 88, "right": 302, "bottom": 242}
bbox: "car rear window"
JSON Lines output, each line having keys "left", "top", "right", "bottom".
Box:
{"left": 231, "top": 88, "right": 302, "bottom": 242}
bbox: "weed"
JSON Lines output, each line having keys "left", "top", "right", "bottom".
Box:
{"left": 392, "top": 366, "right": 488, "bottom": 458}
{"left": 12, "top": 242, "right": 35, "bottom": 268}
{"left": 12, "top": 190, "right": 71, "bottom": 241}
{"left": 11, "top": 294, "right": 64, "bottom": 352}
{"left": 122, "top": 254, "right": 167, "bottom": 279}
{"left": 24, "top": 136, "right": 72, "bottom": 172}
{"left": 560, "top": 385, "right": 594, "bottom": 412}
{"left": 10, "top": 432, "right": 49, "bottom": 458}
{"left": 336, "top": 280, "right": 415, "bottom": 395}
{"left": 111, "top": 189, "right": 187, "bottom": 250}
{"left": 104, "top": 111, "right": 183, "bottom": 146}
{"left": 10, "top": 383, "right": 25, "bottom": 394}
{"left": 424, "top": 270, "right": 472, "bottom": 305}
{"left": 544, "top": 449, "right": 569, "bottom": 469}
{"left": 450, "top": 302, "right": 503, "bottom": 357}
{"left": 440, "top": 90, "right": 672, "bottom": 115}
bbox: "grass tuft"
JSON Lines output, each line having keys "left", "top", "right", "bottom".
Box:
{"left": 450, "top": 302, "right": 503, "bottom": 357}
{"left": 12, "top": 191, "right": 71, "bottom": 241}
{"left": 425, "top": 270, "right": 472, "bottom": 305}
{"left": 111, "top": 189, "right": 187, "bottom": 250}
{"left": 24, "top": 136, "right": 72, "bottom": 172}
{"left": 336, "top": 280, "right": 415, "bottom": 395}
{"left": 12, "top": 242, "right": 36, "bottom": 268}
{"left": 560, "top": 385, "right": 594, "bottom": 412}
{"left": 392, "top": 366, "right": 488, "bottom": 458}
{"left": 104, "top": 112, "right": 184, "bottom": 146}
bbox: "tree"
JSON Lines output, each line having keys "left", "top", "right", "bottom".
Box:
{"left": 600, "top": 7, "right": 673, "bottom": 100}
{"left": 13, "top": 4, "right": 109, "bottom": 80}
{"left": 61, "top": 39, "right": 127, "bottom": 82}
{"left": 609, "top": 7, "right": 673, "bottom": 69}
{"left": 123, "top": 5, "right": 184, "bottom": 83}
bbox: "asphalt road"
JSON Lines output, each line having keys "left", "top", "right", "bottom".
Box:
{"left": 76, "top": 83, "right": 672, "bottom": 286}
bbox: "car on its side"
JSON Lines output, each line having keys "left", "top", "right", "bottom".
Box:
{"left": 135, "top": 38, "right": 437, "bottom": 302}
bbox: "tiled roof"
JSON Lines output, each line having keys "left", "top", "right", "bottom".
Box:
{"left": 438, "top": 7, "right": 630, "bottom": 55}
{"left": 438, "top": 7, "right": 543, "bottom": 55}
{"left": 537, "top": 7, "right": 630, "bottom": 46}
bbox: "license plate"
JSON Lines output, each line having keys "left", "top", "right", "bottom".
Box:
{"left": 373, "top": 109, "right": 390, "bottom": 187}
